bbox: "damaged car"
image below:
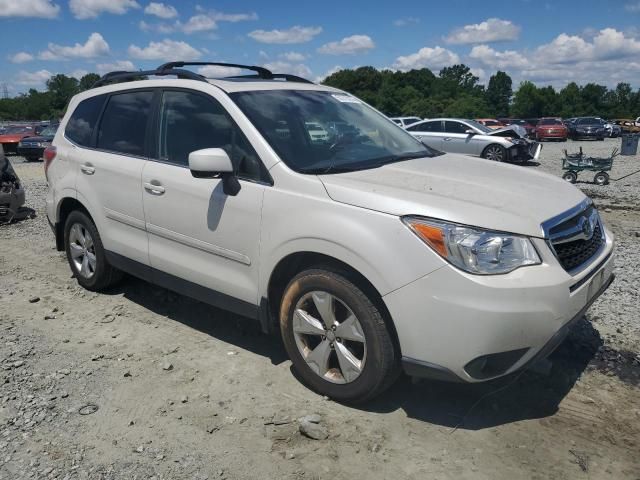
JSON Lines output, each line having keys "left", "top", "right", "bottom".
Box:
{"left": 0, "top": 146, "right": 28, "bottom": 224}
{"left": 406, "top": 118, "right": 541, "bottom": 163}
{"left": 0, "top": 125, "right": 35, "bottom": 155}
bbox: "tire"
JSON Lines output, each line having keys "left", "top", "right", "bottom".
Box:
{"left": 482, "top": 144, "right": 507, "bottom": 162}
{"left": 562, "top": 171, "right": 578, "bottom": 183}
{"left": 64, "top": 210, "right": 122, "bottom": 291}
{"left": 594, "top": 172, "right": 609, "bottom": 185}
{"left": 279, "top": 268, "right": 399, "bottom": 404}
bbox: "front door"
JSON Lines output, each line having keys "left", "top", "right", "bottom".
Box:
{"left": 141, "top": 89, "right": 270, "bottom": 311}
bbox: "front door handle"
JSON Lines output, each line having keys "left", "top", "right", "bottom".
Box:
{"left": 80, "top": 163, "right": 95, "bottom": 175}
{"left": 143, "top": 181, "right": 165, "bottom": 195}
{"left": 443, "top": 137, "right": 453, "bottom": 141}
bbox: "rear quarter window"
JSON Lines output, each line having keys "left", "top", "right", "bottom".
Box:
{"left": 65, "top": 94, "right": 106, "bottom": 147}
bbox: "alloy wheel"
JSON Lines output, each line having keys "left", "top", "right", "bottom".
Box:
{"left": 485, "top": 145, "right": 504, "bottom": 161}
{"left": 68, "top": 223, "right": 96, "bottom": 279}
{"left": 293, "top": 291, "right": 367, "bottom": 384}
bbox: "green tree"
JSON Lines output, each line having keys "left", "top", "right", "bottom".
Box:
{"left": 79, "top": 73, "right": 101, "bottom": 92}
{"left": 486, "top": 71, "right": 512, "bottom": 117}
{"left": 46, "top": 74, "right": 79, "bottom": 114}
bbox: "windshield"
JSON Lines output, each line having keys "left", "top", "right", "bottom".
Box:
{"left": 230, "top": 90, "right": 439, "bottom": 174}
{"left": 40, "top": 125, "right": 58, "bottom": 136}
{"left": 539, "top": 118, "right": 563, "bottom": 125}
{"left": 464, "top": 120, "right": 492, "bottom": 134}
{"left": 4, "top": 126, "right": 33, "bottom": 134}
{"left": 482, "top": 120, "right": 501, "bottom": 126}
{"left": 577, "top": 117, "right": 602, "bottom": 125}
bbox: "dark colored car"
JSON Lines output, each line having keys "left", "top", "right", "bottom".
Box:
{"left": 17, "top": 124, "right": 58, "bottom": 162}
{"left": 0, "top": 145, "right": 26, "bottom": 223}
{"left": 0, "top": 125, "right": 35, "bottom": 154}
{"left": 568, "top": 117, "right": 606, "bottom": 141}
{"left": 534, "top": 118, "right": 568, "bottom": 141}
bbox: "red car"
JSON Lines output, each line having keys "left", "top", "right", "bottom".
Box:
{"left": 0, "top": 125, "right": 35, "bottom": 154}
{"left": 535, "top": 118, "right": 567, "bottom": 141}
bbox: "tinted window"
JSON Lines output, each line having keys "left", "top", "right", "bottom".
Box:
{"left": 158, "top": 90, "right": 266, "bottom": 182}
{"left": 65, "top": 95, "right": 105, "bottom": 146}
{"left": 97, "top": 91, "right": 153, "bottom": 156}
{"left": 444, "top": 121, "right": 470, "bottom": 134}
{"left": 577, "top": 117, "right": 602, "bottom": 125}
{"left": 408, "top": 121, "right": 442, "bottom": 132}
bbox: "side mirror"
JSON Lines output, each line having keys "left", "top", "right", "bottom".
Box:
{"left": 465, "top": 129, "right": 475, "bottom": 135}
{"left": 188, "top": 148, "right": 240, "bottom": 196}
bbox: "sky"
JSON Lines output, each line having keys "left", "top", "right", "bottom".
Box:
{"left": 2, "top": 0, "right": 640, "bottom": 96}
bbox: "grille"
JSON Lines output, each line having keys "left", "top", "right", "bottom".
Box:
{"left": 552, "top": 223, "right": 603, "bottom": 271}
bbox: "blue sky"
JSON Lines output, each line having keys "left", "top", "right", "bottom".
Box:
{"left": 2, "top": 0, "right": 640, "bottom": 95}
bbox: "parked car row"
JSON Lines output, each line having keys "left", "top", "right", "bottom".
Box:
{"left": 0, "top": 122, "right": 58, "bottom": 161}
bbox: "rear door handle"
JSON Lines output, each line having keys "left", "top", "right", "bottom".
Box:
{"left": 80, "top": 163, "right": 95, "bottom": 175}
{"left": 143, "top": 182, "right": 165, "bottom": 195}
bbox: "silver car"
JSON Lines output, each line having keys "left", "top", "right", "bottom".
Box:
{"left": 406, "top": 118, "right": 541, "bottom": 163}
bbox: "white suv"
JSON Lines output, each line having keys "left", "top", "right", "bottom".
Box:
{"left": 45, "top": 62, "right": 615, "bottom": 403}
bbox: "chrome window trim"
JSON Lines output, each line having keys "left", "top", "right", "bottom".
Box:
{"left": 540, "top": 197, "right": 592, "bottom": 238}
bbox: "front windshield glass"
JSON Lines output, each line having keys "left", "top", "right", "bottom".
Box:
{"left": 539, "top": 118, "right": 563, "bottom": 125}
{"left": 40, "top": 125, "right": 58, "bottom": 136}
{"left": 465, "top": 120, "right": 492, "bottom": 133}
{"left": 578, "top": 117, "right": 601, "bottom": 125}
{"left": 230, "top": 90, "right": 439, "bottom": 174}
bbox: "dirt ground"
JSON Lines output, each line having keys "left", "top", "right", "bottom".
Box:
{"left": 1, "top": 138, "right": 639, "bottom": 479}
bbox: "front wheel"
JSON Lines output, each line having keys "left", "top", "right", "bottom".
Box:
{"left": 482, "top": 144, "right": 507, "bottom": 162}
{"left": 562, "top": 171, "right": 578, "bottom": 183}
{"left": 280, "top": 268, "right": 399, "bottom": 404}
{"left": 64, "top": 210, "right": 122, "bottom": 291}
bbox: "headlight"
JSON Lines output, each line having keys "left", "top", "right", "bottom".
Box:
{"left": 402, "top": 217, "right": 541, "bottom": 275}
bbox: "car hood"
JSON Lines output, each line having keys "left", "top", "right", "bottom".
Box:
{"left": 0, "top": 134, "right": 29, "bottom": 142}
{"left": 487, "top": 126, "right": 527, "bottom": 139}
{"left": 19, "top": 135, "right": 53, "bottom": 143}
{"left": 318, "top": 154, "right": 586, "bottom": 238}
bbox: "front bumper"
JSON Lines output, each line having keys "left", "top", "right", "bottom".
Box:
{"left": 1, "top": 142, "right": 19, "bottom": 154}
{"left": 508, "top": 141, "right": 541, "bottom": 162}
{"left": 17, "top": 146, "right": 45, "bottom": 158}
{"left": 385, "top": 231, "right": 615, "bottom": 383}
{"left": 573, "top": 130, "right": 605, "bottom": 139}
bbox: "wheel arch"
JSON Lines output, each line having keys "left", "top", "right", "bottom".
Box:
{"left": 54, "top": 196, "right": 93, "bottom": 251}
{"left": 481, "top": 142, "right": 507, "bottom": 159}
{"left": 265, "top": 251, "right": 401, "bottom": 353}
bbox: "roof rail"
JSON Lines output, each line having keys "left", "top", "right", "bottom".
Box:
{"left": 92, "top": 61, "right": 315, "bottom": 89}
{"left": 92, "top": 67, "right": 206, "bottom": 88}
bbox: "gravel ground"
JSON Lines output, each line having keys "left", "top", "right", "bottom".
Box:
{"left": 1, "top": 138, "right": 639, "bottom": 480}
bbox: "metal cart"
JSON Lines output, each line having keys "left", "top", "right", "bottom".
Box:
{"left": 561, "top": 147, "right": 617, "bottom": 185}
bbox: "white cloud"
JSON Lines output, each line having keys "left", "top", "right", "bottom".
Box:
{"left": 96, "top": 60, "right": 136, "bottom": 74}
{"left": 248, "top": 26, "right": 322, "bottom": 44}
{"left": 9, "top": 52, "right": 34, "bottom": 64}
{"left": 0, "top": 0, "right": 59, "bottom": 18}
{"left": 182, "top": 14, "right": 217, "bottom": 34}
{"left": 318, "top": 35, "right": 375, "bottom": 55}
{"left": 470, "top": 44, "right": 530, "bottom": 69}
{"left": 445, "top": 18, "right": 520, "bottom": 44}
{"left": 69, "top": 69, "right": 89, "bottom": 79}
{"left": 534, "top": 28, "right": 640, "bottom": 64}
{"left": 140, "top": 9, "right": 257, "bottom": 34}
{"left": 144, "top": 2, "right": 177, "bottom": 18}
{"left": 393, "top": 17, "right": 419, "bottom": 27}
{"left": 625, "top": 1, "right": 640, "bottom": 12}
{"left": 392, "top": 46, "right": 460, "bottom": 71}
{"left": 16, "top": 69, "right": 53, "bottom": 86}
{"left": 258, "top": 50, "right": 269, "bottom": 59}
{"left": 207, "top": 10, "right": 257, "bottom": 22}
{"left": 69, "top": 0, "right": 140, "bottom": 19}
{"left": 38, "top": 33, "right": 110, "bottom": 60}
{"left": 315, "top": 65, "right": 343, "bottom": 83}
{"left": 197, "top": 65, "right": 243, "bottom": 77}
{"left": 279, "top": 51, "right": 306, "bottom": 62}
{"left": 128, "top": 39, "right": 201, "bottom": 60}
{"left": 264, "top": 61, "right": 312, "bottom": 78}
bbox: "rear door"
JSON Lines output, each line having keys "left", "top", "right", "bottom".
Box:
{"left": 141, "top": 88, "right": 270, "bottom": 312}
{"left": 73, "top": 89, "right": 154, "bottom": 265}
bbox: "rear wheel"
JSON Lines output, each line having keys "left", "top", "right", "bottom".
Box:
{"left": 482, "top": 144, "right": 507, "bottom": 162}
{"left": 64, "top": 210, "right": 122, "bottom": 291}
{"left": 594, "top": 172, "right": 609, "bottom": 185}
{"left": 562, "top": 171, "right": 578, "bottom": 183}
{"left": 280, "top": 268, "right": 399, "bottom": 404}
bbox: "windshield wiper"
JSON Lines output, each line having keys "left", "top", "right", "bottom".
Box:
{"left": 300, "top": 164, "right": 360, "bottom": 174}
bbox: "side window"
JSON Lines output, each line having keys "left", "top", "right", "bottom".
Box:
{"left": 408, "top": 121, "right": 442, "bottom": 133}
{"left": 97, "top": 91, "right": 153, "bottom": 156}
{"left": 444, "top": 121, "right": 469, "bottom": 134}
{"left": 65, "top": 94, "right": 106, "bottom": 146}
{"left": 158, "top": 90, "right": 267, "bottom": 182}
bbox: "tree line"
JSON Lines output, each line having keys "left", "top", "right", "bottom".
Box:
{"left": 1, "top": 66, "right": 639, "bottom": 121}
